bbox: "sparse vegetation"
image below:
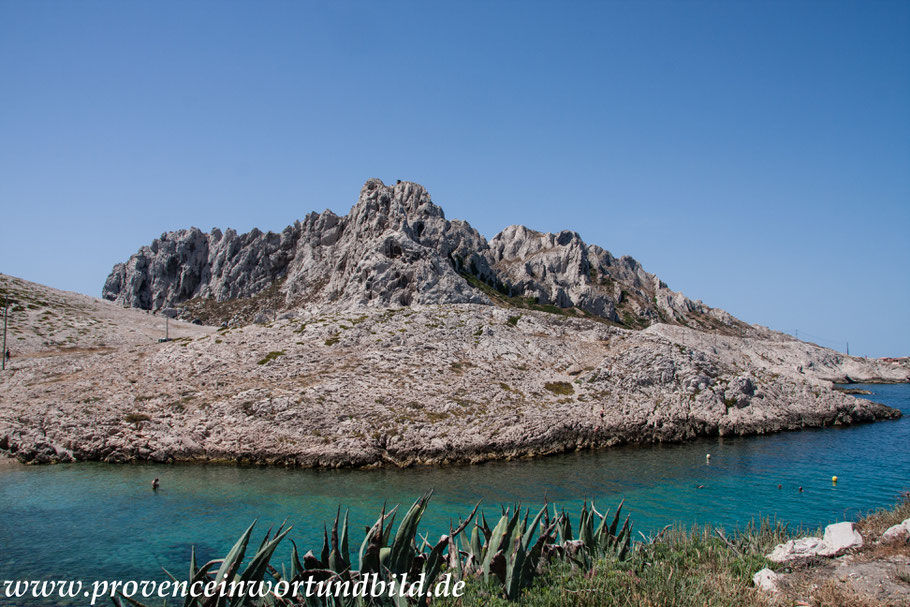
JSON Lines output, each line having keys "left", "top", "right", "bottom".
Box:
{"left": 544, "top": 381, "right": 574, "bottom": 396}
{"left": 124, "top": 412, "right": 150, "bottom": 428}
{"left": 257, "top": 350, "right": 286, "bottom": 365}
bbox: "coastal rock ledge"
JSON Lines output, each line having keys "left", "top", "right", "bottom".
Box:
{"left": 0, "top": 270, "right": 904, "bottom": 468}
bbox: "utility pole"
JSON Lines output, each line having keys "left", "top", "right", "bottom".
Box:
{"left": 846, "top": 341, "right": 849, "bottom": 356}
{"left": 795, "top": 329, "right": 798, "bottom": 340}
{"left": 2, "top": 299, "right": 10, "bottom": 371}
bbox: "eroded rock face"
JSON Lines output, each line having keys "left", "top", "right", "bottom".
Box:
{"left": 103, "top": 180, "right": 494, "bottom": 317}
{"left": 102, "top": 179, "right": 745, "bottom": 331}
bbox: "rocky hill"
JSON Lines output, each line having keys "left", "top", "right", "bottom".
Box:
{"left": 103, "top": 179, "right": 751, "bottom": 333}
{"left": 1, "top": 267, "right": 907, "bottom": 467}
{"left": 3, "top": 178, "right": 907, "bottom": 467}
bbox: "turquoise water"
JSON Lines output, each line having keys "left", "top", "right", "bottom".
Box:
{"left": 1, "top": 384, "right": 908, "bottom": 603}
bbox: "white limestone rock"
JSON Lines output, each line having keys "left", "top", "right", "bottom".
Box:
{"left": 767, "top": 522, "right": 863, "bottom": 562}
{"left": 766, "top": 536, "right": 828, "bottom": 562}
{"left": 881, "top": 518, "right": 910, "bottom": 542}
{"left": 752, "top": 568, "right": 780, "bottom": 593}
{"left": 103, "top": 179, "right": 751, "bottom": 333}
{"left": 819, "top": 521, "right": 863, "bottom": 556}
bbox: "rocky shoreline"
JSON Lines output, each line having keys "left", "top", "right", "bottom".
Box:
{"left": 6, "top": 403, "right": 899, "bottom": 468}
{"left": 1, "top": 274, "right": 906, "bottom": 469}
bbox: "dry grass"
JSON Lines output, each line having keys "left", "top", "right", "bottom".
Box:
{"left": 809, "top": 579, "right": 901, "bottom": 607}
{"left": 856, "top": 492, "right": 910, "bottom": 538}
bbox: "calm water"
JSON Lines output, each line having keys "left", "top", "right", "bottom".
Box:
{"left": 1, "top": 384, "right": 908, "bottom": 602}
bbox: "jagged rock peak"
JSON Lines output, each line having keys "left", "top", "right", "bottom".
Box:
{"left": 103, "top": 178, "right": 749, "bottom": 333}
{"left": 356, "top": 178, "right": 444, "bottom": 219}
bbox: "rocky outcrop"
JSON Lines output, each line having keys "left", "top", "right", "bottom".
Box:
{"left": 103, "top": 180, "right": 495, "bottom": 321}
{"left": 103, "top": 179, "right": 745, "bottom": 331}
{"left": 0, "top": 272, "right": 904, "bottom": 468}
{"left": 485, "top": 225, "right": 742, "bottom": 331}
{"left": 766, "top": 522, "right": 864, "bottom": 562}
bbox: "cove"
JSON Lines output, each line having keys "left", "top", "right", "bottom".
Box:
{"left": 1, "top": 384, "right": 908, "bottom": 605}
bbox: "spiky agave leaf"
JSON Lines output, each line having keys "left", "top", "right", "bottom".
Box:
{"left": 387, "top": 491, "right": 432, "bottom": 576}
{"left": 609, "top": 499, "right": 625, "bottom": 537}
{"left": 211, "top": 521, "right": 256, "bottom": 596}
{"left": 227, "top": 526, "right": 292, "bottom": 607}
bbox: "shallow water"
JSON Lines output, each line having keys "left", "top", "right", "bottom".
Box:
{"left": 1, "top": 384, "right": 908, "bottom": 602}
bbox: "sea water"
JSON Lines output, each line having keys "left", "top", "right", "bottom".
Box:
{"left": 1, "top": 384, "right": 907, "bottom": 603}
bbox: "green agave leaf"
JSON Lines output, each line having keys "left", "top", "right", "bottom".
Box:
{"left": 320, "top": 526, "right": 330, "bottom": 568}
{"left": 290, "top": 540, "right": 304, "bottom": 579}
{"left": 213, "top": 521, "right": 256, "bottom": 591}
{"left": 229, "top": 526, "right": 292, "bottom": 607}
{"left": 608, "top": 499, "right": 625, "bottom": 537}
{"left": 388, "top": 492, "right": 431, "bottom": 575}
{"left": 503, "top": 533, "right": 527, "bottom": 600}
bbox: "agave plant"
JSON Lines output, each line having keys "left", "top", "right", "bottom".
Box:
{"left": 452, "top": 498, "right": 632, "bottom": 600}
{"left": 112, "top": 494, "right": 630, "bottom": 607}
{"left": 551, "top": 498, "right": 632, "bottom": 571}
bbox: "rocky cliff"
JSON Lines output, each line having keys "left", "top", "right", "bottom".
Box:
{"left": 103, "top": 179, "right": 748, "bottom": 332}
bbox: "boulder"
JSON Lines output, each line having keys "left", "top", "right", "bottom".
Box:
{"left": 819, "top": 521, "right": 863, "bottom": 556}
{"left": 766, "top": 522, "right": 863, "bottom": 562}
{"left": 881, "top": 518, "right": 910, "bottom": 543}
{"left": 766, "top": 536, "right": 827, "bottom": 562}
{"left": 752, "top": 568, "right": 780, "bottom": 593}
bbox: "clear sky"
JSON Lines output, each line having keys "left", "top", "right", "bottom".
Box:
{"left": 1, "top": 1, "right": 908, "bottom": 357}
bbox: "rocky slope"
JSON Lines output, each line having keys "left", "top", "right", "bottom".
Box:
{"left": 1, "top": 273, "right": 906, "bottom": 467}
{"left": 103, "top": 179, "right": 751, "bottom": 332}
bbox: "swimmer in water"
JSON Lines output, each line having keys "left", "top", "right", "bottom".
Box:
{"left": 152, "top": 478, "right": 160, "bottom": 491}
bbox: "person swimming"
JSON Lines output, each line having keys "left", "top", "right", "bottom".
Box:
{"left": 152, "top": 478, "right": 160, "bottom": 491}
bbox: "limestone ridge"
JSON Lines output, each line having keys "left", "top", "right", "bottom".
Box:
{"left": 103, "top": 179, "right": 746, "bottom": 330}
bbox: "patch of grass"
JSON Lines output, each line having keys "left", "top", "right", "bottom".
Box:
{"left": 856, "top": 492, "right": 910, "bottom": 537}
{"left": 324, "top": 336, "right": 340, "bottom": 346}
{"left": 450, "top": 361, "right": 473, "bottom": 373}
{"left": 544, "top": 381, "right": 574, "bottom": 396}
{"left": 506, "top": 314, "right": 522, "bottom": 327}
{"left": 257, "top": 350, "right": 286, "bottom": 365}
{"left": 435, "top": 519, "right": 788, "bottom": 607}
{"left": 124, "top": 413, "right": 150, "bottom": 427}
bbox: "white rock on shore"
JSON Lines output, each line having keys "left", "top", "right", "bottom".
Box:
{"left": 752, "top": 568, "right": 780, "bottom": 593}
{"left": 881, "top": 518, "right": 910, "bottom": 542}
{"left": 766, "top": 522, "right": 863, "bottom": 562}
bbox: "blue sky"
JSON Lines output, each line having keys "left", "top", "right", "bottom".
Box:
{"left": 1, "top": 1, "right": 907, "bottom": 356}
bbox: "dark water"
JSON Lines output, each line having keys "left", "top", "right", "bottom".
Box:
{"left": 1, "top": 384, "right": 908, "bottom": 602}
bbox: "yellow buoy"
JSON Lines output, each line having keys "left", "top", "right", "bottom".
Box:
{"left": 832, "top": 475, "right": 838, "bottom": 483}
